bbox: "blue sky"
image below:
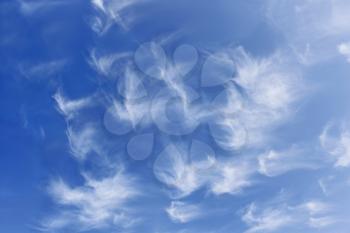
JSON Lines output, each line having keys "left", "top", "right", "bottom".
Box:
{"left": 1, "top": 0, "right": 350, "bottom": 233}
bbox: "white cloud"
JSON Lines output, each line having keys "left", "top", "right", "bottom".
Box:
{"left": 42, "top": 169, "right": 139, "bottom": 231}
{"left": 301, "top": 201, "right": 331, "bottom": 215}
{"left": 90, "top": 0, "right": 143, "bottom": 34}
{"left": 258, "top": 146, "right": 319, "bottom": 177}
{"left": 338, "top": 42, "right": 350, "bottom": 63}
{"left": 53, "top": 91, "right": 94, "bottom": 120}
{"left": 217, "top": 48, "right": 304, "bottom": 148}
{"left": 103, "top": 97, "right": 151, "bottom": 135}
{"left": 53, "top": 91, "right": 116, "bottom": 161}
{"left": 132, "top": 43, "right": 303, "bottom": 154}
{"left": 153, "top": 144, "right": 206, "bottom": 198}
{"left": 209, "top": 161, "right": 254, "bottom": 195}
{"left": 117, "top": 66, "right": 147, "bottom": 100}
{"left": 318, "top": 176, "right": 333, "bottom": 196}
{"left": 234, "top": 49, "right": 300, "bottom": 111}
{"left": 242, "top": 203, "right": 294, "bottom": 233}
{"left": 88, "top": 49, "right": 130, "bottom": 77}
{"left": 134, "top": 42, "right": 199, "bottom": 105}
{"left": 320, "top": 122, "right": 350, "bottom": 167}
{"left": 153, "top": 144, "right": 255, "bottom": 198}
{"left": 19, "top": 59, "right": 67, "bottom": 80}
{"left": 166, "top": 201, "right": 202, "bottom": 223}
{"left": 66, "top": 124, "right": 105, "bottom": 160}
{"left": 301, "top": 201, "right": 336, "bottom": 229}
{"left": 153, "top": 51, "right": 307, "bottom": 194}
{"left": 241, "top": 199, "right": 335, "bottom": 233}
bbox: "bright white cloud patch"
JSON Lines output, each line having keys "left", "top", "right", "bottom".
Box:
{"left": 209, "top": 161, "right": 254, "bottom": 195}
{"left": 42, "top": 170, "right": 139, "bottom": 231}
{"left": 227, "top": 48, "right": 303, "bottom": 147}
{"left": 153, "top": 144, "right": 255, "bottom": 197}
{"left": 153, "top": 144, "right": 206, "bottom": 198}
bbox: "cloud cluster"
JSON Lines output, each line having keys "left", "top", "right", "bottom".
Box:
{"left": 153, "top": 143, "right": 256, "bottom": 198}
{"left": 151, "top": 46, "right": 308, "bottom": 199}
{"left": 47, "top": 41, "right": 317, "bottom": 231}
{"left": 8, "top": 0, "right": 350, "bottom": 232}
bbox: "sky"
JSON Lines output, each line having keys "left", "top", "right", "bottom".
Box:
{"left": 1, "top": 0, "right": 350, "bottom": 233}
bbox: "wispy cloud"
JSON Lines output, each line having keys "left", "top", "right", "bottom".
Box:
{"left": 89, "top": 0, "right": 144, "bottom": 34}
{"left": 41, "top": 169, "right": 139, "bottom": 231}
{"left": 258, "top": 146, "right": 320, "bottom": 177}
{"left": 153, "top": 144, "right": 205, "bottom": 198}
{"left": 117, "top": 66, "right": 147, "bottom": 99}
{"left": 210, "top": 47, "right": 304, "bottom": 148}
{"left": 150, "top": 45, "right": 311, "bottom": 195}
{"left": 88, "top": 49, "right": 130, "bottom": 77}
{"left": 134, "top": 42, "right": 199, "bottom": 106}
{"left": 242, "top": 203, "right": 294, "bottom": 233}
{"left": 320, "top": 121, "right": 350, "bottom": 167}
{"left": 166, "top": 201, "right": 202, "bottom": 223}
{"left": 104, "top": 97, "right": 151, "bottom": 134}
{"left": 53, "top": 90, "right": 95, "bottom": 121}
{"left": 53, "top": 91, "right": 109, "bottom": 160}
{"left": 170, "top": 46, "right": 304, "bottom": 156}
{"left": 19, "top": 59, "right": 67, "bottom": 80}
{"left": 234, "top": 49, "right": 300, "bottom": 111}
{"left": 209, "top": 160, "right": 254, "bottom": 195}
{"left": 66, "top": 123, "right": 107, "bottom": 160}
{"left": 241, "top": 199, "right": 335, "bottom": 232}
{"left": 267, "top": 0, "right": 350, "bottom": 65}
{"left": 317, "top": 174, "right": 350, "bottom": 197}
{"left": 153, "top": 144, "right": 255, "bottom": 198}
{"left": 18, "top": 0, "right": 69, "bottom": 15}
{"left": 9, "top": 0, "right": 350, "bottom": 232}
